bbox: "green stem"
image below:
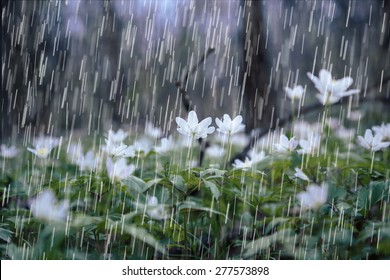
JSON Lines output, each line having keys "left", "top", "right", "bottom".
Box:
{"left": 187, "top": 136, "right": 194, "bottom": 175}
{"left": 370, "top": 151, "right": 375, "bottom": 173}
{"left": 223, "top": 134, "right": 232, "bottom": 170}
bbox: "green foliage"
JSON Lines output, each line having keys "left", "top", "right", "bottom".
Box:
{"left": 0, "top": 124, "right": 389, "bottom": 260}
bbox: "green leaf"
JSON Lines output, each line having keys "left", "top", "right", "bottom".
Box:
{"left": 121, "top": 176, "right": 147, "bottom": 194}
{"left": 328, "top": 184, "right": 348, "bottom": 201}
{"left": 0, "top": 224, "right": 13, "bottom": 242}
{"left": 357, "top": 181, "right": 388, "bottom": 209}
{"left": 178, "top": 202, "right": 226, "bottom": 217}
{"left": 203, "top": 180, "right": 221, "bottom": 200}
{"left": 244, "top": 229, "right": 294, "bottom": 257}
{"left": 121, "top": 224, "right": 165, "bottom": 254}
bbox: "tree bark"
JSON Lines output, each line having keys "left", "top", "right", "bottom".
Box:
{"left": 241, "top": 1, "right": 277, "bottom": 132}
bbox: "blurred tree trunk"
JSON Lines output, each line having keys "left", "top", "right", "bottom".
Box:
{"left": 241, "top": 1, "right": 277, "bottom": 132}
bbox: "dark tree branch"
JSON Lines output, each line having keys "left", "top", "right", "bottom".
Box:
{"left": 175, "top": 48, "right": 215, "bottom": 166}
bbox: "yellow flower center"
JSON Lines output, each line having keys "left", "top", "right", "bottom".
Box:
{"left": 37, "top": 148, "right": 49, "bottom": 157}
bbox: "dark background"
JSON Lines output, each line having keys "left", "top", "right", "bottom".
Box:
{"left": 2, "top": 0, "right": 389, "bottom": 143}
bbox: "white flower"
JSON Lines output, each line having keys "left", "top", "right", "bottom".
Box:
{"left": 326, "top": 118, "right": 355, "bottom": 139}
{"left": 27, "top": 136, "right": 60, "bottom": 158}
{"left": 186, "top": 159, "right": 198, "bottom": 168}
{"left": 215, "top": 114, "right": 245, "bottom": 136}
{"left": 106, "top": 157, "right": 135, "bottom": 181}
{"left": 67, "top": 143, "right": 83, "bottom": 162}
{"left": 307, "top": 69, "right": 360, "bottom": 105}
{"left": 297, "top": 183, "right": 328, "bottom": 210}
{"left": 248, "top": 149, "right": 267, "bottom": 164}
{"left": 334, "top": 126, "right": 355, "bottom": 140}
{"left": 206, "top": 145, "right": 225, "bottom": 158}
{"left": 76, "top": 150, "right": 101, "bottom": 172}
{"left": 107, "top": 129, "right": 128, "bottom": 144}
{"left": 133, "top": 138, "right": 153, "bottom": 155}
{"left": 372, "top": 123, "right": 390, "bottom": 140}
{"left": 102, "top": 138, "right": 128, "bottom": 157}
{"left": 292, "top": 121, "right": 320, "bottom": 140}
{"left": 297, "top": 134, "right": 321, "bottom": 155}
{"left": 29, "top": 190, "right": 69, "bottom": 222}
{"left": 285, "top": 85, "right": 304, "bottom": 101}
{"left": 232, "top": 157, "right": 253, "bottom": 170}
{"left": 146, "top": 196, "right": 169, "bottom": 220}
{"left": 154, "top": 137, "right": 176, "bottom": 154}
{"left": 145, "top": 122, "right": 163, "bottom": 139}
{"left": 120, "top": 145, "right": 136, "bottom": 158}
{"left": 294, "top": 168, "right": 310, "bottom": 181}
{"left": 357, "top": 129, "right": 390, "bottom": 152}
{"left": 231, "top": 133, "right": 250, "bottom": 146}
{"left": 0, "top": 144, "right": 19, "bottom": 158}
{"left": 175, "top": 111, "right": 215, "bottom": 140}
{"left": 274, "top": 134, "right": 298, "bottom": 153}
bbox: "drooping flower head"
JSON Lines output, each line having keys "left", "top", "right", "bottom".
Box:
{"left": 307, "top": 69, "right": 360, "bottom": 105}
{"left": 175, "top": 111, "right": 215, "bottom": 140}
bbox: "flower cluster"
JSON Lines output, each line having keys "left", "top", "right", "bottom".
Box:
{"left": 307, "top": 69, "right": 360, "bottom": 105}
{"left": 285, "top": 69, "right": 360, "bottom": 105}
{"left": 175, "top": 111, "right": 245, "bottom": 141}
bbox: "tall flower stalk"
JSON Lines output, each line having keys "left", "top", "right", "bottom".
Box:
{"left": 215, "top": 114, "right": 245, "bottom": 169}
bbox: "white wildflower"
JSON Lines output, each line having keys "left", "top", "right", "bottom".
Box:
{"left": 154, "top": 137, "right": 176, "bottom": 154}
{"left": 29, "top": 190, "right": 69, "bottom": 222}
{"left": 274, "top": 134, "right": 298, "bottom": 153}
{"left": 294, "top": 167, "right": 310, "bottom": 181}
{"left": 107, "top": 129, "right": 128, "bottom": 144}
{"left": 103, "top": 138, "right": 128, "bottom": 157}
{"left": 0, "top": 144, "right": 19, "bottom": 158}
{"left": 307, "top": 69, "right": 360, "bottom": 105}
{"left": 297, "top": 183, "right": 328, "bottom": 210}
{"left": 232, "top": 157, "right": 253, "bottom": 170}
{"left": 357, "top": 129, "right": 390, "bottom": 152}
{"left": 372, "top": 123, "right": 390, "bottom": 140}
{"left": 248, "top": 149, "right": 267, "bottom": 164}
{"left": 146, "top": 196, "right": 169, "bottom": 220}
{"left": 27, "top": 136, "right": 60, "bottom": 158}
{"left": 297, "top": 134, "right": 321, "bottom": 155}
{"left": 206, "top": 145, "right": 226, "bottom": 158}
{"left": 215, "top": 114, "right": 245, "bottom": 136}
{"left": 285, "top": 85, "right": 304, "bottom": 101}
{"left": 76, "top": 150, "right": 101, "bottom": 172}
{"left": 175, "top": 111, "right": 215, "bottom": 140}
{"left": 145, "top": 122, "right": 163, "bottom": 139}
{"left": 106, "top": 157, "right": 136, "bottom": 181}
